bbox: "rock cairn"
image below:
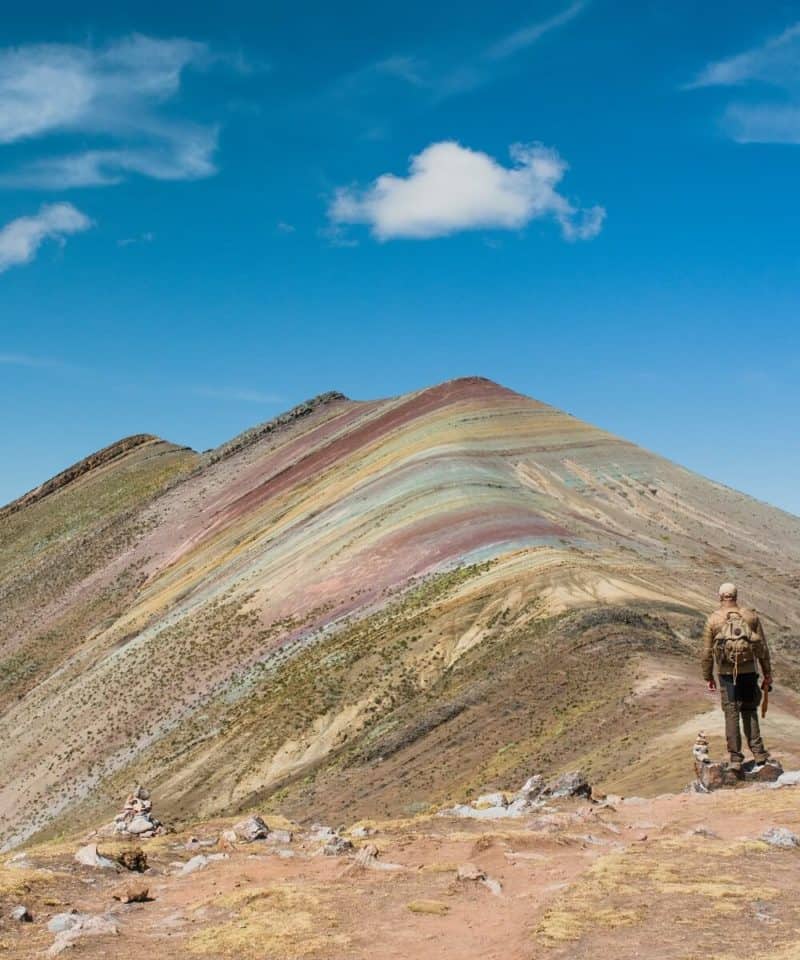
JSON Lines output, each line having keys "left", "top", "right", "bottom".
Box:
{"left": 692, "top": 731, "right": 710, "bottom": 764}
{"left": 114, "top": 786, "right": 165, "bottom": 838}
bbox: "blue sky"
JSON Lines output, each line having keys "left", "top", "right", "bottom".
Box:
{"left": 1, "top": 1, "right": 799, "bottom": 514}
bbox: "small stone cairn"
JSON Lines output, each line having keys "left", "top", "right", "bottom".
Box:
{"left": 113, "top": 786, "right": 165, "bottom": 838}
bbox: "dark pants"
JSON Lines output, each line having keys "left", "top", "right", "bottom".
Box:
{"left": 719, "top": 673, "right": 768, "bottom": 764}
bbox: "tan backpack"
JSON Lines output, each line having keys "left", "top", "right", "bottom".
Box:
{"left": 714, "top": 610, "right": 756, "bottom": 679}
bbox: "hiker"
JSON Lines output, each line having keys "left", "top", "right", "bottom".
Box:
{"left": 701, "top": 582, "right": 772, "bottom": 770}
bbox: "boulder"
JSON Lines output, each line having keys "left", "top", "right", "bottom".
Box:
{"left": 694, "top": 761, "right": 742, "bottom": 791}
{"left": 266, "top": 828, "right": 293, "bottom": 845}
{"left": 773, "top": 770, "right": 800, "bottom": 788}
{"left": 48, "top": 915, "right": 119, "bottom": 956}
{"left": 761, "top": 827, "right": 799, "bottom": 849}
{"left": 179, "top": 853, "right": 229, "bottom": 875}
{"left": 112, "top": 883, "right": 150, "bottom": 903}
{"left": 233, "top": 816, "right": 270, "bottom": 842}
{"left": 544, "top": 771, "right": 592, "bottom": 799}
{"left": 474, "top": 792, "right": 507, "bottom": 810}
{"left": 457, "top": 863, "right": 486, "bottom": 882}
{"left": 47, "top": 913, "right": 81, "bottom": 934}
{"left": 75, "top": 843, "right": 117, "bottom": 870}
{"left": 744, "top": 760, "right": 783, "bottom": 783}
{"left": 11, "top": 904, "right": 33, "bottom": 922}
{"left": 116, "top": 848, "right": 147, "bottom": 872}
{"left": 518, "top": 775, "right": 546, "bottom": 800}
{"left": 309, "top": 824, "right": 336, "bottom": 842}
{"left": 456, "top": 862, "right": 502, "bottom": 895}
{"left": 323, "top": 836, "right": 354, "bottom": 856}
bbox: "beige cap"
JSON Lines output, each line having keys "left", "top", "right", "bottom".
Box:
{"left": 719, "top": 582, "right": 738, "bottom": 599}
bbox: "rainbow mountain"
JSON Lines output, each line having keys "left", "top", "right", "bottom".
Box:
{"left": 2, "top": 377, "right": 799, "bottom": 850}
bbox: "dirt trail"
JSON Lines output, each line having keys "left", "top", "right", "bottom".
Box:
{"left": 1, "top": 778, "right": 798, "bottom": 960}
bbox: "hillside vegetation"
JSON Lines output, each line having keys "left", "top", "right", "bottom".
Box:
{"left": 2, "top": 377, "right": 799, "bottom": 851}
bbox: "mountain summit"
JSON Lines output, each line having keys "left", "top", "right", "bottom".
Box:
{"left": 1, "top": 377, "right": 799, "bottom": 850}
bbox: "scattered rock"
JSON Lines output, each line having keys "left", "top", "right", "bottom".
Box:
{"left": 519, "top": 774, "right": 546, "bottom": 800}
{"left": 75, "top": 843, "right": 118, "bottom": 870}
{"left": 233, "top": 815, "right": 270, "bottom": 842}
{"left": 116, "top": 847, "right": 148, "bottom": 872}
{"left": 266, "top": 828, "right": 293, "bottom": 845}
{"left": 457, "top": 862, "right": 486, "bottom": 882}
{"left": 179, "top": 853, "right": 229, "bottom": 875}
{"left": 772, "top": 770, "right": 800, "bottom": 789}
{"left": 219, "top": 829, "right": 238, "bottom": 847}
{"left": 10, "top": 904, "right": 33, "bottom": 922}
{"left": 350, "top": 826, "right": 375, "bottom": 839}
{"left": 456, "top": 861, "right": 502, "bottom": 894}
{"left": 544, "top": 771, "right": 592, "bottom": 799}
{"left": 482, "top": 876, "right": 503, "bottom": 896}
{"left": 761, "top": 827, "right": 799, "bottom": 849}
{"left": 323, "top": 836, "right": 354, "bottom": 856}
{"left": 309, "top": 824, "right": 337, "bottom": 842}
{"left": 112, "top": 883, "right": 151, "bottom": 903}
{"left": 438, "top": 803, "right": 512, "bottom": 821}
{"left": 47, "top": 913, "right": 80, "bottom": 934}
{"left": 48, "top": 914, "right": 119, "bottom": 956}
{"left": 474, "top": 792, "right": 508, "bottom": 810}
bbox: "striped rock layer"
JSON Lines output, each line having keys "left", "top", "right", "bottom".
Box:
{"left": 1, "top": 377, "right": 799, "bottom": 848}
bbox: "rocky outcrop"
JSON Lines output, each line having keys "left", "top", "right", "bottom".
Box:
{"left": 693, "top": 758, "right": 784, "bottom": 791}
{"left": 0, "top": 435, "right": 166, "bottom": 519}
{"left": 440, "top": 771, "right": 592, "bottom": 819}
{"left": 232, "top": 815, "right": 270, "bottom": 842}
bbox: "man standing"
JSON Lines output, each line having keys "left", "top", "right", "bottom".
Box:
{"left": 701, "top": 583, "right": 772, "bottom": 771}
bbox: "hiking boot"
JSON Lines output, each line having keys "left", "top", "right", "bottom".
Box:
{"left": 728, "top": 759, "right": 743, "bottom": 772}
{"left": 753, "top": 753, "right": 771, "bottom": 765}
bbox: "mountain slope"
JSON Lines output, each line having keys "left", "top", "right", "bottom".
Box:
{"left": 1, "top": 377, "right": 799, "bottom": 850}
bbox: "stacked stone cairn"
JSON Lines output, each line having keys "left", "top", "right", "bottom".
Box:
{"left": 113, "top": 786, "right": 165, "bottom": 838}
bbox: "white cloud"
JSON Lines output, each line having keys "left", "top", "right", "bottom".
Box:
{"left": 689, "top": 21, "right": 800, "bottom": 145}
{"left": 0, "top": 35, "right": 219, "bottom": 188}
{"left": 329, "top": 140, "right": 604, "bottom": 241}
{"left": 0, "top": 203, "right": 92, "bottom": 273}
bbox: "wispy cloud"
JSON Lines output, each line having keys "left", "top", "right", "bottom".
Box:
{"left": 485, "top": 1, "right": 586, "bottom": 61}
{"left": 118, "top": 231, "right": 155, "bottom": 247}
{"left": 0, "top": 352, "right": 65, "bottom": 367}
{"left": 329, "top": 140, "right": 604, "bottom": 242}
{"left": 688, "top": 22, "right": 800, "bottom": 90}
{"left": 0, "top": 34, "right": 225, "bottom": 188}
{"left": 688, "top": 21, "right": 800, "bottom": 144}
{"left": 333, "top": 2, "right": 586, "bottom": 104}
{"left": 191, "top": 386, "right": 284, "bottom": 404}
{"left": 0, "top": 203, "right": 93, "bottom": 273}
